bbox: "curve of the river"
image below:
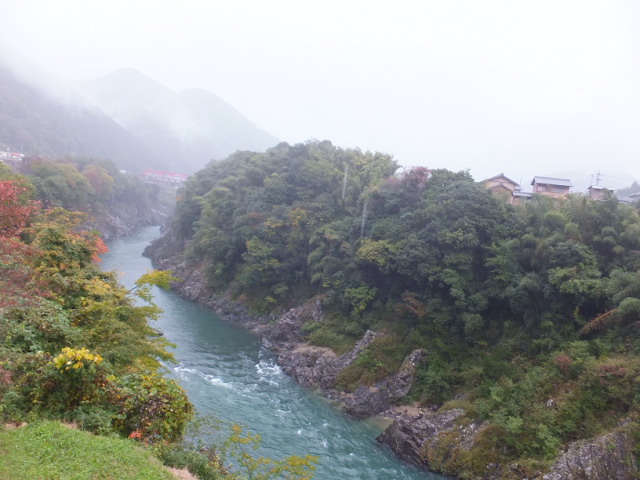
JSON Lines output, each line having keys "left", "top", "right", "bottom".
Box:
{"left": 102, "top": 227, "right": 444, "bottom": 480}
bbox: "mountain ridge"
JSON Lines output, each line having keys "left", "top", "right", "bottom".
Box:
{"left": 76, "top": 68, "right": 279, "bottom": 173}
{"left": 0, "top": 61, "right": 278, "bottom": 173}
{"left": 0, "top": 63, "right": 155, "bottom": 169}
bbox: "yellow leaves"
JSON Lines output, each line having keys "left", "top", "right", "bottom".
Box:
{"left": 224, "top": 423, "right": 318, "bottom": 479}
{"left": 86, "top": 277, "right": 112, "bottom": 295}
{"left": 53, "top": 347, "right": 103, "bottom": 372}
{"left": 135, "top": 270, "right": 178, "bottom": 290}
{"left": 355, "top": 238, "right": 398, "bottom": 269}
{"left": 287, "top": 207, "right": 308, "bottom": 229}
{"left": 130, "top": 270, "right": 179, "bottom": 302}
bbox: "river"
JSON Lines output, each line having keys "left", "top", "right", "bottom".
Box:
{"left": 102, "top": 226, "right": 443, "bottom": 480}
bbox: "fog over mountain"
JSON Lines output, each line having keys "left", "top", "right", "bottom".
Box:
{"left": 0, "top": 59, "right": 278, "bottom": 173}
{"left": 0, "top": 62, "right": 154, "bottom": 167}
{"left": 76, "top": 69, "right": 278, "bottom": 173}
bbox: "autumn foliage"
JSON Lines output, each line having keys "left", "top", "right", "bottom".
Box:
{"left": 0, "top": 178, "right": 190, "bottom": 446}
{"left": 0, "top": 180, "right": 39, "bottom": 237}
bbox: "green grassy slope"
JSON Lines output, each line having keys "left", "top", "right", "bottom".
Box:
{"left": 0, "top": 421, "right": 175, "bottom": 480}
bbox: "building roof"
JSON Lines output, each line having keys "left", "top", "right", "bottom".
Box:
{"left": 588, "top": 185, "right": 615, "bottom": 192}
{"left": 484, "top": 173, "right": 520, "bottom": 186}
{"left": 531, "top": 176, "right": 572, "bottom": 187}
{"left": 616, "top": 195, "right": 635, "bottom": 204}
{"left": 513, "top": 191, "right": 532, "bottom": 198}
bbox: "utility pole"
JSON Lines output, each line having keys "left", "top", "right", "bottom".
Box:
{"left": 595, "top": 171, "right": 602, "bottom": 187}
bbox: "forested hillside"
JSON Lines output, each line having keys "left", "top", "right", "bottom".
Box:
{"left": 162, "top": 140, "right": 640, "bottom": 477}
{"left": 0, "top": 62, "right": 278, "bottom": 174}
{"left": 0, "top": 64, "right": 154, "bottom": 167}
{"left": 1, "top": 156, "right": 172, "bottom": 238}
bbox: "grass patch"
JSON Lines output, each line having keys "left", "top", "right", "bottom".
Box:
{"left": 0, "top": 421, "right": 175, "bottom": 480}
{"left": 302, "top": 314, "right": 358, "bottom": 355}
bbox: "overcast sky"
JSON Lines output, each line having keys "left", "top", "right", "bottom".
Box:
{"left": 1, "top": 0, "right": 639, "bottom": 189}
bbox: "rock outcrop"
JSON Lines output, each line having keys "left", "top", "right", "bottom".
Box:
{"left": 256, "top": 301, "right": 426, "bottom": 418}
{"left": 543, "top": 427, "right": 637, "bottom": 480}
{"left": 376, "top": 408, "right": 490, "bottom": 474}
{"left": 378, "top": 409, "right": 639, "bottom": 480}
{"left": 86, "top": 195, "right": 172, "bottom": 240}
{"left": 335, "top": 347, "right": 426, "bottom": 418}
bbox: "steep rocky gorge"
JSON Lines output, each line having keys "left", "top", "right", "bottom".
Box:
{"left": 144, "top": 237, "right": 425, "bottom": 418}
{"left": 144, "top": 235, "right": 638, "bottom": 480}
{"left": 88, "top": 197, "right": 171, "bottom": 240}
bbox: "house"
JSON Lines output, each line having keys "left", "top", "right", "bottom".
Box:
{"left": 483, "top": 173, "right": 519, "bottom": 193}
{"left": 512, "top": 189, "right": 532, "bottom": 203}
{"left": 588, "top": 185, "right": 614, "bottom": 201}
{"left": 617, "top": 192, "right": 640, "bottom": 204}
{"left": 0, "top": 150, "right": 24, "bottom": 163}
{"left": 531, "top": 177, "right": 572, "bottom": 198}
{"left": 483, "top": 173, "right": 521, "bottom": 204}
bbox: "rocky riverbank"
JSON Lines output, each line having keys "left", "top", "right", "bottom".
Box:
{"left": 144, "top": 238, "right": 638, "bottom": 480}
{"left": 87, "top": 198, "right": 171, "bottom": 240}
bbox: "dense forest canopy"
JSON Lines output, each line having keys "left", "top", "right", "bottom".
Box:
{"left": 5, "top": 155, "right": 164, "bottom": 212}
{"left": 174, "top": 141, "right": 640, "bottom": 341}
{"left": 168, "top": 140, "right": 640, "bottom": 472}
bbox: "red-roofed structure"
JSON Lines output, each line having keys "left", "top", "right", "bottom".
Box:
{"left": 140, "top": 169, "right": 189, "bottom": 186}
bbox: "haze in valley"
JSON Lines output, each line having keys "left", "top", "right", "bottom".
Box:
{"left": 1, "top": 0, "right": 639, "bottom": 190}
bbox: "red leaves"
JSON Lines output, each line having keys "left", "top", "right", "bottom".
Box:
{"left": 0, "top": 180, "right": 40, "bottom": 237}
{"left": 0, "top": 181, "right": 48, "bottom": 309}
{"left": 552, "top": 354, "right": 573, "bottom": 373}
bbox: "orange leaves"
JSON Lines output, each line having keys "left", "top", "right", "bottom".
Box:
{"left": 91, "top": 237, "right": 109, "bottom": 263}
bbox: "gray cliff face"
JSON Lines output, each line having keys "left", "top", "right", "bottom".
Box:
{"left": 543, "top": 427, "right": 637, "bottom": 480}
{"left": 377, "top": 408, "right": 470, "bottom": 470}
{"left": 377, "top": 410, "right": 638, "bottom": 480}
{"left": 334, "top": 346, "right": 426, "bottom": 418}
{"left": 88, "top": 203, "right": 169, "bottom": 240}
{"left": 260, "top": 305, "right": 426, "bottom": 419}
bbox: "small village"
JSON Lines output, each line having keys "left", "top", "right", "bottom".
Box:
{"left": 3, "top": 145, "right": 640, "bottom": 203}
{"left": 483, "top": 172, "right": 640, "bottom": 204}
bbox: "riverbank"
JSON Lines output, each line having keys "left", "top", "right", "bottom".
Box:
{"left": 143, "top": 244, "right": 423, "bottom": 417}
{"left": 109, "top": 227, "right": 436, "bottom": 480}
{"left": 142, "top": 243, "right": 465, "bottom": 476}
{"left": 144, "top": 235, "right": 638, "bottom": 480}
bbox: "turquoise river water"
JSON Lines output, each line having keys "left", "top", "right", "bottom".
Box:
{"left": 102, "top": 226, "right": 444, "bottom": 480}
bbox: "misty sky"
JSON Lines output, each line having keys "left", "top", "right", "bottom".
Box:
{"left": 1, "top": 0, "right": 639, "bottom": 190}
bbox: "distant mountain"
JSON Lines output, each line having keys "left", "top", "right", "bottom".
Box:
{"left": 0, "top": 63, "right": 155, "bottom": 169}
{"left": 76, "top": 68, "right": 279, "bottom": 173}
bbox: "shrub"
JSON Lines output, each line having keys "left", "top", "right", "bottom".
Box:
{"left": 115, "top": 373, "right": 193, "bottom": 443}
{"left": 155, "top": 444, "right": 226, "bottom": 480}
